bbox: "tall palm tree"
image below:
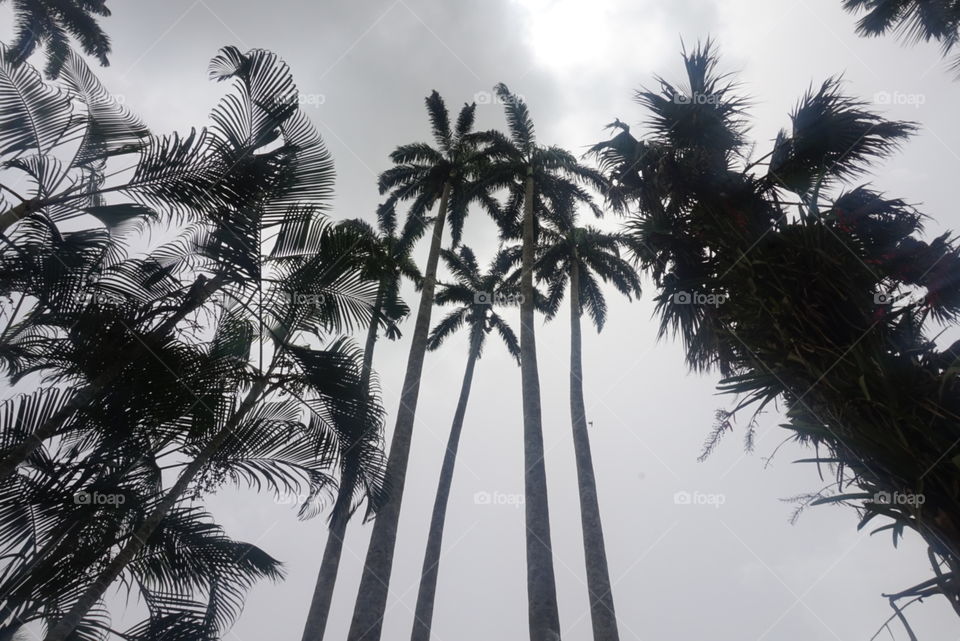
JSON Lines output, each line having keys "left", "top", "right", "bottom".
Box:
{"left": 591, "top": 42, "right": 960, "bottom": 620}
{"left": 410, "top": 245, "right": 524, "bottom": 641}
{"left": 300, "top": 215, "right": 420, "bottom": 641}
{"left": 0, "top": 343, "right": 296, "bottom": 639}
{"left": 534, "top": 207, "right": 641, "bottom": 641}
{"left": 841, "top": 0, "right": 960, "bottom": 73}
{"left": 22, "top": 46, "right": 379, "bottom": 641}
{"left": 2, "top": 0, "right": 112, "bottom": 77}
{"left": 346, "top": 92, "right": 498, "bottom": 641}
{"left": 482, "top": 83, "right": 607, "bottom": 641}
{"left": 38, "top": 210, "right": 381, "bottom": 641}
{"left": 0, "top": 42, "right": 323, "bottom": 479}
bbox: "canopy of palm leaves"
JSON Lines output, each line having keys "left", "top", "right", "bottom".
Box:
{"left": 591, "top": 41, "right": 960, "bottom": 614}
{"left": 532, "top": 204, "right": 642, "bottom": 329}
{"left": 376, "top": 90, "right": 502, "bottom": 245}
{"left": 842, "top": 0, "right": 960, "bottom": 74}
{"left": 429, "top": 245, "right": 523, "bottom": 360}
{"left": 2, "top": 0, "right": 112, "bottom": 78}
{"left": 0, "top": 45, "right": 387, "bottom": 639}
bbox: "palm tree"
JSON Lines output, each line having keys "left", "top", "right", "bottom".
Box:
{"left": 590, "top": 42, "right": 960, "bottom": 620}
{"left": 410, "top": 245, "right": 523, "bottom": 641}
{"left": 346, "top": 92, "right": 498, "bottom": 641}
{"left": 533, "top": 207, "right": 641, "bottom": 641}
{"left": 482, "top": 83, "right": 607, "bottom": 641}
{"left": 11, "top": 47, "right": 380, "bottom": 641}
{"left": 0, "top": 384, "right": 292, "bottom": 639}
{"left": 0, "top": 42, "right": 325, "bottom": 479}
{"left": 2, "top": 0, "right": 112, "bottom": 77}
{"left": 300, "top": 215, "right": 420, "bottom": 641}
{"left": 841, "top": 0, "right": 960, "bottom": 73}
{"left": 338, "top": 213, "right": 424, "bottom": 385}
{"left": 38, "top": 206, "right": 381, "bottom": 641}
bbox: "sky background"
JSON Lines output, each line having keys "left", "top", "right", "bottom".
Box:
{"left": 5, "top": 0, "right": 960, "bottom": 639}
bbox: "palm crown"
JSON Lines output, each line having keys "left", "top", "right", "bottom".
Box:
{"left": 428, "top": 246, "right": 523, "bottom": 361}
{"left": 534, "top": 205, "right": 642, "bottom": 331}
{"left": 3, "top": 0, "right": 112, "bottom": 78}
{"left": 377, "top": 91, "right": 499, "bottom": 246}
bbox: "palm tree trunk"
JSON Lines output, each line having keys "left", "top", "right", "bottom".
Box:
{"left": 568, "top": 260, "right": 620, "bottom": 641}
{"left": 360, "top": 280, "right": 386, "bottom": 389}
{"left": 0, "top": 273, "right": 226, "bottom": 479}
{"left": 410, "top": 334, "right": 481, "bottom": 641}
{"left": 0, "top": 200, "right": 40, "bottom": 234}
{"left": 301, "top": 465, "right": 358, "bottom": 641}
{"left": 347, "top": 181, "right": 451, "bottom": 641}
{"left": 0, "top": 623, "right": 22, "bottom": 641}
{"left": 300, "top": 281, "right": 385, "bottom": 641}
{"left": 519, "top": 170, "right": 562, "bottom": 641}
{"left": 41, "top": 378, "right": 267, "bottom": 641}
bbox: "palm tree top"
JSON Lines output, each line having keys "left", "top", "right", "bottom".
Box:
{"left": 427, "top": 245, "right": 524, "bottom": 363}
{"left": 4, "top": 0, "right": 112, "bottom": 78}
{"left": 377, "top": 91, "right": 503, "bottom": 246}
{"left": 842, "top": 0, "right": 960, "bottom": 73}
{"left": 534, "top": 207, "right": 642, "bottom": 331}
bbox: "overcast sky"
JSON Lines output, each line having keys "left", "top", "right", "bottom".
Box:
{"left": 6, "top": 1, "right": 960, "bottom": 639}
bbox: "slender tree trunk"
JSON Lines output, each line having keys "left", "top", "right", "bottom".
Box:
{"left": 347, "top": 181, "right": 451, "bottom": 641}
{"left": 301, "top": 466, "right": 358, "bottom": 641}
{"left": 568, "top": 260, "right": 620, "bottom": 641}
{"left": 300, "top": 281, "right": 385, "bottom": 641}
{"left": 0, "top": 200, "right": 41, "bottom": 234}
{"left": 0, "top": 274, "right": 226, "bottom": 479}
{"left": 360, "top": 281, "right": 386, "bottom": 390}
{"left": 42, "top": 378, "right": 267, "bottom": 641}
{"left": 410, "top": 335, "right": 481, "bottom": 641}
{"left": 0, "top": 623, "right": 22, "bottom": 641}
{"left": 519, "top": 170, "right": 562, "bottom": 641}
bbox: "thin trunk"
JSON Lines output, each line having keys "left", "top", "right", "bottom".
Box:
{"left": 0, "top": 200, "right": 40, "bottom": 234}
{"left": 300, "top": 281, "right": 385, "bottom": 641}
{"left": 0, "top": 274, "right": 226, "bottom": 479}
{"left": 42, "top": 378, "right": 267, "bottom": 641}
{"left": 360, "top": 281, "right": 386, "bottom": 391}
{"left": 300, "top": 466, "right": 357, "bottom": 641}
{"left": 410, "top": 335, "right": 481, "bottom": 641}
{"left": 346, "top": 181, "right": 451, "bottom": 641}
{"left": 2, "top": 291, "right": 26, "bottom": 339}
{"left": 0, "top": 623, "right": 22, "bottom": 641}
{"left": 520, "top": 170, "right": 561, "bottom": 641}
{"left": 569, "top": 260, "right": 620, "bottom": 641}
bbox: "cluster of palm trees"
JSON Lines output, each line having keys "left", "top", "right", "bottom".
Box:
{"left": 3, "top": 1, "right": 960, "bottom": 640}
{"left": 0, "top": 42, "right": 383, "bottom": 640}
{"left": 590, "top": 40, "right": 960, "bottom": 626}
{"left": 0, "top": 33, "right": 636, "bottom": 641}
{"left": 335, "top": 86, "right": 637, "bottom": 641}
